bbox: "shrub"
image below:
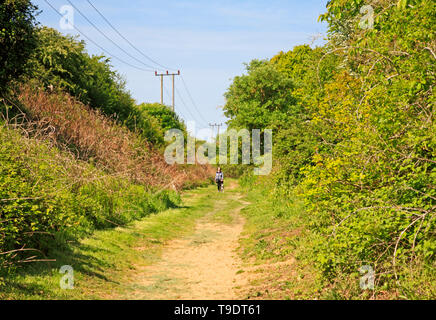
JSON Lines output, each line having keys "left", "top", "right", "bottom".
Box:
{"left": 0, "top": 125, "right": 181, "bottom": 269}
{"left": 0, "top": 0, "right": 38, "bottom": 91}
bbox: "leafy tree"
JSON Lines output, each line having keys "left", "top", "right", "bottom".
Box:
{"left": 30, "top": 27, "right": 135, "bottom": 121}
{"left": 225, "top": 0, "right": 435, "bottom": 296}
{"left": 302, "top": 0, "right": 436, "bottom": 285}
{"left": 223, "top": 59, "right": 297, "bottom": 131}
{"left": 27, "top": 27, "right": 178, "bottom": 145}
{"left": 136, "top": 103, "right": 185, "bottom": 134}
{"left": 131, "top": 103, "right": 186, "bottom": 145}
{"left": 0, "top": 0, "right": 38, "bottom": 91}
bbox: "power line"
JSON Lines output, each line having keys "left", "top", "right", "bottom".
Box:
{"left": 155, "top": 70, "right": 180, "bottom": 111}
{"left": 209, "top": 123, "right": 223, "bottom": 141}
{"left": 163, "top": 84, "right": 189, "bottom": 123}
{"left": 43, "top": 0, "right": 153, "bottom": 72}
{"left": 175, "top": 87, "right": 200, "bottom": 123}
{"left": 46, "top": 0, "right": 209, "bottom": 128}
{"left": 176, "top": 87, "right": 208, "bottom": 127}
{"left": 164, "top": 81, "right": 208, "bottom": 127}
{"left": 86, "top": 0, "right": 177, "bottom": 72}
{"left": 180, "top": 75, "right": 209, "bottom": 124}
{"left": 159, "top": 72, "right": 207, "bottom": 126}
{"left": 66, "top": 0, "right": 157, "bottom": 70}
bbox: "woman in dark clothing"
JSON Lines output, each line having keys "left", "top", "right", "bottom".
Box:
{"left": 215, "top": 167, "right": 224, "bottom": 192}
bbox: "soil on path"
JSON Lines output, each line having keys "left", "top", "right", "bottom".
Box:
{"left": 127, "top": 182, "right": 249, "bottom": 300}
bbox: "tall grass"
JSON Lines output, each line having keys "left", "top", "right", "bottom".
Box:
{"left": 13, "top": 84, "right": 212, "bottom": 189}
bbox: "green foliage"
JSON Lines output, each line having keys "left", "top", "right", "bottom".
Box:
{"left": 238, "top": 177, "right": 323, "bottom": 299}
{"left": 224, "top": 46, "right": 339, "bottom": 185}
{"left": 299, "top": 0, "right": 436, "bottom": 292}
{"left": 227, "top": 0, "right": 435, "bottom": 298}
{"left": 29, "top": 27, "right": 135, "bottom": 121}
{"left": 0, "top": 0, "right": 38, "bottom": 90}
{"left": 0, "top": 126, "right": 180, "bottom": 269}
{"left": 224, "top": 59, "right": 297, "bottom": 131}
{"left": 25, "top": 27, "right": 187, "bottom": 146}
{"left": 0, "top": 0, "right": 206, "bottom": 283}
{"left": 219, "top": 164, "right": 250, "bottom": 179}
{"left": 0, "top": 183, "right": 218, "bottom": 299}
{"left": 137, "top": 103, "right": 185, "bottom": 133}
{"left": 131, "top": 102, "right": 186, "bottom": 145}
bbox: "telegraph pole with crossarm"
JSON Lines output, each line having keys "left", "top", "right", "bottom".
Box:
{"left": 209, "top": 123, "right": 223, "bottom": 141}
{"left": 155, "top": 70, "right": 180, "bottom": 112}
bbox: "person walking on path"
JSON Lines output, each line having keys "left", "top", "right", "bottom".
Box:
{"left": 215, "top": 167, "right": 224, "bottom": 192}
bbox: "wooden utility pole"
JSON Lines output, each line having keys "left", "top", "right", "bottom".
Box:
{"left": 216, "top": 123, "right": 222, "bottom": 138}
{"left": 155, "top": 70, "right": 180, "bottom": 111}
{"left": 160, "top": 74, "right": 163, "bottom": 105}
{"left": 209, "top": 123, "right": 215, "bottom": 141}
{"left": 209, "top": 123, "right": 223, "bottom": 141}
{"left": 172, "top": 73, "right": 175, "bottom": 109}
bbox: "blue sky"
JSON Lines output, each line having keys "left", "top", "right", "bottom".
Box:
{"left": 34, "top": 0, "right": 329, "bottom": 135}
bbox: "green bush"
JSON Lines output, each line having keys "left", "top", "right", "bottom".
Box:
{"left": 29, "top": 27, "right": 135, "bottom": 122}
{"left": 225, "top": 0, "right": 435, "bottom": 298}
{"left": 0, "top": 125, "right": 180, "bottom": 269}
{"left": 130, "top": 103, "right": 187, "bottom": 146}
{"left": 0, "top": 0, "right": 38, "bottom": 91}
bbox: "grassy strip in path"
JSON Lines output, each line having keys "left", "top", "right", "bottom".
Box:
{"left": 0, "top": 183, "right": 221, "bottom": 300}
{"left": 209, "top": 185, "right": 244, "bottom": 225}
{"left": 119, "top": 180, "right": 248, "bottom": 299}
{"left": 237, "top": 182, "right": 322, "bottom": 300}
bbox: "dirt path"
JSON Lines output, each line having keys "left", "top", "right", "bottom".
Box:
{"left": 126, "top": 183, "right": 249, "bottom": 299}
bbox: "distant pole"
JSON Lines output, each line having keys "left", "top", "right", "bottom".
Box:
{"left": 216, "top": 123, "right": 223, "bottom": 144}
{"left": 216, "top": 123, "right": 222, "bottom": 138}
{"left": 155, "top": 70, "right": 180, "bottom": 112}
{"left": 172, "top": 73, "right": 175, "bottom": 111}
{"left": 160, "top": 74, "right": 163, "bottom": 104}
{"left": 209, "top": 123, "right": 223, "bottom": 142}
{"left": 209, "top": 123, "right": 215, "bottom": 141}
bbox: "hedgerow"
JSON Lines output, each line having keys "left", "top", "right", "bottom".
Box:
{"left": 0, "top": 125, "right": 180, "bottom": 270}
{"left": 226, "top": 0, "right": 435, "bottom": 298}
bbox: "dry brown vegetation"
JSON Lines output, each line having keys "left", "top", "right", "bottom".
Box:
{"left": 8, "top": 85, "right": 213, "bottom": 190}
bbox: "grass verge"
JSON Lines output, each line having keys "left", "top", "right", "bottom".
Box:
{"left": 0, "top": 183, "right": 217, "bottom": 299}
{"left": 237, "top": 180, "right": 323, "bottom": 300}
{"left": 237, "top": 177, "right": 436, "bottom": 300}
